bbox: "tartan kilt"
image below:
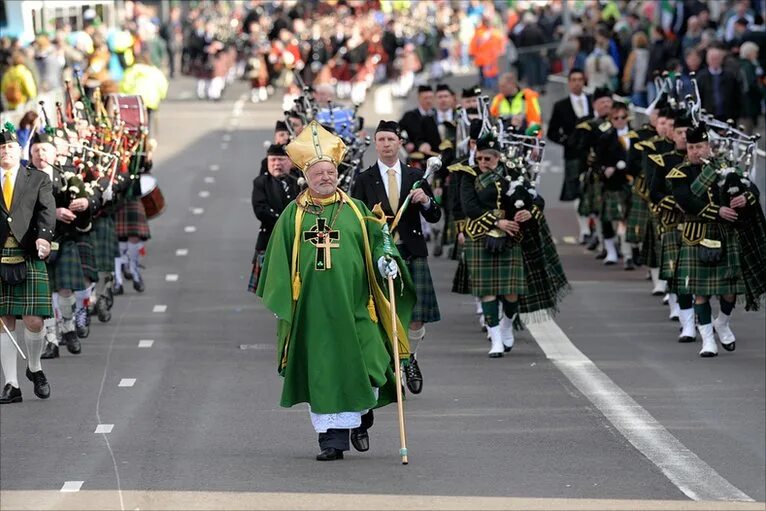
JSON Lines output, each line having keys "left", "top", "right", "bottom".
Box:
{"left": 77, "top": 234, "right": 98, "bottom": 282}
{"left": 92, "top": 216, "right": 120, "bottom": 271}
{"left": 676, "top": 224, "right": 745, "bottom": 297}
{"left": 626, "top": 193, "right": 650, "bottom": 244}
{"left": 117, "top": 199, "right": 151, "bottom": 241}
{"left": 0, "top": 246, "right": 53, "bottom": 318}
{"left": 601, "top": 188, "right": 630, "bottom": 222}
{"left": 641, "top": 217, "right": 661, "bottom": 268}
{"left": 405, "top": 256, "right": 441, "bottom": 323}
{"left": 659, "top": 228, "right": 681, "bottom": 284}
{"left": 577, "top": 171, "right": 602, "bottom": 217}
{"left": 247, "top": 251, "right": 265, "bottom": 294}
{"left": 464, "top": 237, "right": 526, "bottom": 297}
{"left": 451, "top": 244, "right": 472, "bottom": 295}
{"left": 50, "top": 239, "right": 87, "bottom": 291}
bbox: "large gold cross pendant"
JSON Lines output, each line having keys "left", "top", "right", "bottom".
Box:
{"left": 302, "top": 217, "right": 340, "bottom": 270}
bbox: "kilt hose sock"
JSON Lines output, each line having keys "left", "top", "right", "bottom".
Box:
{"left": 481, "top": 299, "right": 500, "bottom": 328}
{"left": 59, "top": 294, "right": 76, "bottom": 334}
{"left": 408, "top": 326, "right": 426, "bottom": 356}
{"left": 44, "top": 318, "right": 58, "bottom": 346}
{"left": 127, "top": 242, "right": 141, "bottom": 279}
{"left": 720, "top": 298, "right": 735, "bottom": 316}
{"left": 1, "top": 331, "right": 18, "bottom": 387}
{"left": 24, "top": 328, "right": 44, "bottom": 372}
{"left": 694, "top": 301, "right": 712, "bottom": 325}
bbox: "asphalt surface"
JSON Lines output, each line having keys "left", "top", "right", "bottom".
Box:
{"left": 0, "top": 74, "right": 763, "bottom": 510}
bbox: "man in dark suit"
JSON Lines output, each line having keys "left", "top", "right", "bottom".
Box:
{"left": 547, "top": 68, "right": 594, "bottom": 243}
{"left": 0, "top": 126, "right": 56, "bottom": 404}
{"left": 695, "top": 44, "right": 742, "bottom": 123}
{"left": 351, "top": 121, "right": 441, "bottom": 395}
{"left": 248, "top": 143, "right": 300, "bottom": 293}
{"left": 398, "top": 85, "right": 441, "bottom": 157}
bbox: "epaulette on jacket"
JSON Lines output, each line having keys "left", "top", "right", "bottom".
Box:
{"left": 439, "top": 139, "right": 454, "bottom": 151}
{"left": 447, "top": 163, "right": 476, "bottom": 176}
{"left": 628, "top": 130, "right": 639, "bottom": 139}
{"left": 599, "top": 121, "right": 612, "bottom": 132}
{"left": 666, "top": 165, "right": 688, "bottom": 179}
{"left": 648, "top": 154, "right": 664, "bottom": 167}
{"left": 576, "top": 121, "right": 591, "bottom": 131}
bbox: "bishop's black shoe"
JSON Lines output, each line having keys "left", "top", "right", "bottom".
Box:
{"left": 403, "top": 355, "right": 423, "bottom": 394}
{"left": 133, "top": 276, "right": 146, "bottom": 293}
{"left": 63, "top": 331, "right": 81, "bottom": 354}
{"left": 316, "top": 448, "right": 344, "bottom": 461}
{"left": 0, "top": 383, "right": 22, "bottom": 404}
{"left": 350, "top": 428, "right": 369, "bottom": 452}
{"left": 26, "top": 368, "right": 50, "bottom": 399}
{"left": 40, "top": 342, "right": 59, "bottom": 359}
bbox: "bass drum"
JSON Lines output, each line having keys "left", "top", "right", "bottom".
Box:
{"left": 106, "top": 94, "right": 147, "bottom": 134}
{"left": 139, "top": 174, "right": 166, "bottom": 220}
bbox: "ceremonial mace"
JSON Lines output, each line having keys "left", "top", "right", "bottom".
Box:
{"left": 0, "top": 319, "right": 26, "bottom": 360}
{"left": 381, "top": 224, "right": 409, "bottom": 465}
{"left": 390, "top": 156, "right": 442, "bottom": 233}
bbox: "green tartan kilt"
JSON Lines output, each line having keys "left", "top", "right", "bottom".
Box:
{"left": 405, "top": 256, "right": 441, "bottom": 323}
{"left": 464, "top": 237, "right": 526, "bottom": 297}
{"left": 50, "top": 239, "right": 87, "bottom": 291}
{"left": 92, "top": 216, "right": 120, "bottom": 271}
{"left": 676, "top": 224, "right": 745, "bottom": 297}
{"left": 77, "top": 234, "right": 98, "bottom": 282}
{"left": 0, "top": 246, "right": 53, "bottom": 318}
{"left": 641, "top": 217, "right": 661, "bottom": 268}
{"left": 659, "top": 228, "right": 681, "bottom": 284}
{"left": 601, "top": 188, "right": 630, "bottom": 222}
{"left": 626, "top": 193, "right": 650, "bottom": 244}
{"left": 451, "top": 243, "right": 472, "bottom": 295}
{"left": 577, "top": 171, "right": 602, "bottom": 217}
{"left": 117, "top": 199, "right": 151, "bottom": 241}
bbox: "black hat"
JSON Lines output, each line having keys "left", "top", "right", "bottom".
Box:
{"left": 417, "top": 85, "right": 434, "bottom": 94}
{"left": 658, "top": 106, "right": 676, "bottom": 119}
{"left": 435, "top": 83, "right": 454, "bottom": 94}
{"left": 686, "top": 123, "right": 709, "bottom": 143}
{"left": 654, "top": 94, "right": 669, "bottom": 111}
{"left": 469, "top": 119, "right": 483, "bottom": 140}
{"left": 674, "top": 111, "right": 693, "bottom": 129}
{"left": 0, "top": 122, "right": 18, "bottom": 145}
{"left": 476, "top": 133, "right": 500, "bottom": 152}
{"left": 462, "top": 86, "right": 481, "bottom": 98}
{"left": 30, "top": 130, "right": 56, "bottom": 147}
{"left": 375, "top": 120, "right": 401, "bottom": 137}
{"left": 592, "top": 86, "right": 612, "bottom": 101}
{"left": 266, "top": 143, "right": 287, "bottom": 156}
{"left": 275, "top": 120, "right": 288, "bottom": 132}
{"left": 465, "top": 107, "right": 480, "bottom": 116}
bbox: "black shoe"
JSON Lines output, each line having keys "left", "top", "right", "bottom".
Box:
{"left": 133, "top": 277, "right": 145, "bottom": 293}
{"left": 721, "top": 341, "right": 736, "bottom": 352}
{"left": 75, "top": 308, "right": 89, "bottom": 339}
{"left": 488, "top": 352, "right": 504, "bottom": 358}
{"left": 595, "top": 249, "right": 607, "bottom": 260}
{"left": 25, "top": 368, "right": 50, "bottom": 399}
{"left": 96, "top": 297, "right": 112, "bottom": 323}
{"left": 699, "top": 351, "right": 718, "bottom": 358}
{"left": 122, "top": 263, "right": 133, "bottom": 281}
{"left": 63, "top": 331, "right": 81, "bottom": 354}
{"left": 316, "top": 448, "right": 344, "bottom": 461}
{"left": 350, "top": 428, "right": 369, "bottom": 452}
{"left": 40, "top": 342, "right": 59, "bottom": 359}
{"left": 586, "top": 237, "right": 599, "bottom": 251}
{"left": 112, "top": 283, "right": 124, "bottom": 296}
{"left": 632, "top": 247, "right": 643, "bottom": 266}
{"left": 624, "top": 259, "right": 635, "bottom": 271}
{"left": 0, "top": 383, "right": 22, "bottom": 404}
{"left": 403, "top": 355, "right": 423, "bottom": 394}
{"left": 678, "top": 336, "right": 696, "bottom": 343}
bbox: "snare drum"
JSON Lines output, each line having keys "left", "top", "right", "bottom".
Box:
{"left": 139, "top": 174, "right": 166, "bottom": 220}
{"left": 106, "top": 94, "right": 147, "bottom": 133}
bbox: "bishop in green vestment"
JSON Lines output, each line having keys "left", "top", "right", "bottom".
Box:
{"left": 256, "top": 121, "right": 415, "bottom": 461}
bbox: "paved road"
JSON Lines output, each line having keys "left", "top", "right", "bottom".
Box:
{"left": 0, "top": 75, "right": 763, "bottom": 511}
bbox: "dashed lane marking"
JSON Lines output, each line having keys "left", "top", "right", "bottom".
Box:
{"left": 59, "top": 481, "right": 84, "bottom": 493}
{"left": 118, "top": 379, "right": 136, "bottom": 388}
{"left": 94, "top": 424, "right": 114, "bottom": 434}
{"left": 184, "top": 226, "right": 197, "bottom": 233}
{"left": 562, "top": 236, "right": 577, "bottom": 245}
{"left": 165, "top": 274, "right": 179, "bottom": 282}
{"left": 221, "top": 134, "right": 231, "bottom": 142}
{"left": 191, "top": 207, "right": 204, "bottom": 215}
{"left": 152, "top": 305, "right": 167, "bottom": 313}
{"left": 209, "top": 164, "right": 220, "bottom": 172}
{"left": 220, "top": 143, "right": 229, "bottom": 150}
{"left": 175, "top": 249, "right": 188, "bottom": 257}
{"left": 198, "top": 191, "right": 210, "bottom": 198}
{"left": 137, "top": 340, "right": 154, "bottom": 348}
{"left": 204, "top": 176, "right": 215, "bottom": 184}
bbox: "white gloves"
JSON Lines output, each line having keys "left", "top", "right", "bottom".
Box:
{"left": 102, "top": 183, "right": 114, "bottom": 203}
{"left": 377, "top": 256, "right": 399, "bottom": 279}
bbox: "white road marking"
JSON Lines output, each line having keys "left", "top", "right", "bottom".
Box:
{"left": 220, "top": 143, "right": 229, "bottom": 150}
{"left": 204, "top": 176, "right": 215, "bottom": 184}
{"left": 191, "top": 207, "right": 204, "bottom": 215}
{"left": 177, "top": 91, "right": 192, "bottom": 100}
{"left": 562, "top": 236, "right": 577, "bottom": 245}
{"left": 118, "top": 378, "right": 136, "bottom": 387}
{"left": 175, "top": 249, "right": 188, "bottom": 257}
{"left": 60, "top": 481, "right": 84, "bottom": 492}
{"left": 94, "top": 424, "right": 114, "bottom": 434}
{"left": 527, "top": 319, "right": 754, "bottom": 502}
{"left": 165, "top": 274, "right": 179, "bottom": 282}
{"left": 222, "top": 134, "right": 231, "bottom": 142}
{"left": 184, "top": 226, "right": 197, "bottom": 233}
{"left": 138, "top": 340, "right": 154, "bottom": 348}
{"left": 198, "top": 191, "right": 210, "bottom": 198}
{"left": 209, "top": 164, "right": 220, "bottom": 172}
{"left": 152, "top": 305, "right": 167, "bottom": 313}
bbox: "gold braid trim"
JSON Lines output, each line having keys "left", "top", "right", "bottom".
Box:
{"left": 466, "top": 211, "right": 498, "bottom": 240}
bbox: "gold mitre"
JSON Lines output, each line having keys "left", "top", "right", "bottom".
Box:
{"left": 285, "top": 120, "right": 347, "bottom": 173}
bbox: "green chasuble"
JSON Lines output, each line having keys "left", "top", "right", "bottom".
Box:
{"left": 256, "top": 190, "right": 415, "bottom": 415}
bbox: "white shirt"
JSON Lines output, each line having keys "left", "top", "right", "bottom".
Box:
{"left": 570, "top": 93, "right": 589, "bottom": 118}
{"left": 617, "top": 127, "right": 630, "bottom": 150}
{"left": 418, "top": 107, "right": 433, "bottom": 118}
{"left": 1, "top": 165, "right": 19, "bottom": 203}
{"left": 437, "top": 109, "right": 453, "bottom": 124}
{"left": 378, "top": 159, "right": 402, "bottom": 198}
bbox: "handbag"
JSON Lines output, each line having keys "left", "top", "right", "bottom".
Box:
{"left": 484, "top": 234, "right": 508, "bottom": 254}
{"left": 0, "top": 260, "right": 27, "bottom": 286}
{"left": 698, "top": 224, "right": 723, "bottom": 265}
